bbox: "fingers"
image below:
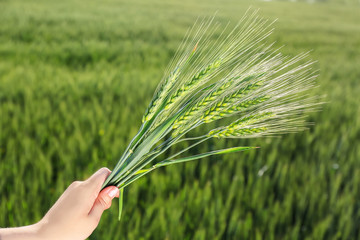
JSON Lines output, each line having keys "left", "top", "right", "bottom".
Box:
{"left": 84, "top": 167, "right": 111, "bottom": 193}
{"left": 88, "top": 186, "right": 119, "bottom": 223}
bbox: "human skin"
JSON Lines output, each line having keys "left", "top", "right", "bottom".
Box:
{"left": 0, "top": 168, "right": 119, "bottom": 240}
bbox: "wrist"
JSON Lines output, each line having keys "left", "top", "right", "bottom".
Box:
{"left": 0, "top": 222, "right": 44, "bottom": 240}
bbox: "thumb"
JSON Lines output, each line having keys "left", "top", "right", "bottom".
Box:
{"left": 88, "top": 186, "right": 119, "bottom": 222}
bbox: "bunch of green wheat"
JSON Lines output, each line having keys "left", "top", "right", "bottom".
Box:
{"left": 102, "top": 10, "right": 319, "bottom": 219}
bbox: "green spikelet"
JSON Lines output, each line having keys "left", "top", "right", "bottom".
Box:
{"left": 170, "top": 81, "right": 233, "bottom": 137}
{"left": 172, "top": 82, "right": 231, "bottom": 130}
{"left": 173, "top": 79, "right": 263, "bottom": 130}
{"left": 142, "top": 68, "right": 180, "bottom": 122}
{"left": 164, "top": 60, "right": 221, "bottom": 110}
{"left": 207, "top": 112, "right": 274, "bottom": 138}
{"left": 215, "top": 126, "right": 268, "bottom": 138}
{"left": 203, "top": 95, "right": 270, "bottom": 123}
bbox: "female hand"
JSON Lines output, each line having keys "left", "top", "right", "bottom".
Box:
{"left": 0, "top": 168, "right": 119, "bottom": 240}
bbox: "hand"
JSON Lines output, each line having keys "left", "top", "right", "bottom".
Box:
{"left": 0, "top": 168, "right": 119, "bottom": 240}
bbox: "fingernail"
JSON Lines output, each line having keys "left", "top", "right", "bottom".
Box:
{"left": 108, "top": 188, "right": 118, "bottom": 198}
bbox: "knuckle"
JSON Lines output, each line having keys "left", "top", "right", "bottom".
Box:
{"left": 74, "top": 180, "right": 83, "bottom": 186}
{"left": 69, "top": 180, "right": 83, "bottom": 188}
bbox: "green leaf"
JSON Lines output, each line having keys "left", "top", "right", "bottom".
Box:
{"left": 156, "top": 146, "right": 257, "bottom": 167}
{"left": 134, "top": 168, "right": 152, "bottom": 175}
{"left": 118, "top": 188, "right": 124, "bottom": 221}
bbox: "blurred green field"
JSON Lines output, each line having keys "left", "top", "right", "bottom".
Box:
{"left": 1, "top": 0, "right": 360, "bottom": 239}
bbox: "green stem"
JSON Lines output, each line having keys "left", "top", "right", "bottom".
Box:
{"left": 118, "top": 146, "right": 256, "bottom": 189}
{"left": 114, "top": 125, "right": 204, "bottom": 187}
{"left": 163, "top": 136, "right": 209, "bottom": 161}
{"left": 114, "top": 125, "right": 195, "bottom": 188}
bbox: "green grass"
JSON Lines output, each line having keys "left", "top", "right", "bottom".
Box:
{"left": 1, "top": 0, "right": 360, "bottom": 239}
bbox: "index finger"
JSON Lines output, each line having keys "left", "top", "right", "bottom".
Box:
{"left": 84, "top": 167, "right": 112, "bottom": 193}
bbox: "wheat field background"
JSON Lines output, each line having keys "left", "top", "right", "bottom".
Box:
{"left": 1, "top": 0, "right": 360, "bottom": 239}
